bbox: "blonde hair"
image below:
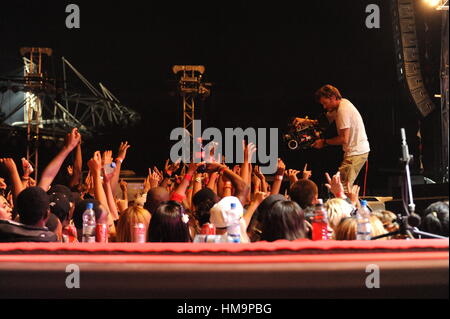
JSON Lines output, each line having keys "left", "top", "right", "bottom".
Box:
{"left": 325, "top": 198, "right": 353, "bottom": 230}
{"left": 334, "top": 216, "right": 388, "bottom": 240}
{"left": 116, "top": 205, "right": 151, "bottom": 242}
{"left": 372, "top": 210, "right": 399, "bottom": 233}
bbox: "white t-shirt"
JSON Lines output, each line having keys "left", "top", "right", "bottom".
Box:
{"left": 326, "top": 98, "right": 370, "bottom": 157}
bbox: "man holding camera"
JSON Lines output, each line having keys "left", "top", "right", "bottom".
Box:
{"left": 294, "top": 85, "right": 370, "bottom": 193}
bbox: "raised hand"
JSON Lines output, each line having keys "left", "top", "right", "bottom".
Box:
{"left": 64, "top": 128, "right": 81, "bottom": 152}
{"left": 119, "top": 179, "right": 128, "bottom": 192}
{"left": 21, "top": 158, "right": 34, "bottom": 177}
{"left": 244, "top": 141, "right": 257, "bottom": 163}
{"left": 347, "top": 183, "right": 360, "bottom": 206}
{"left": 254, "top": 165, "right": 264, "bottom": 179}
{"left": 232, "top": 165, "right": 241, "bottom": 175}
{"left": 252, "top": 174, "right": 261, "bottom": 193}
{"left": 276, "top": 158, "right": 286, "bottom": 176}
{"left": 286, "top": 169, "right": 300, "bottom": 183}
{"left": 153, "top": 166, "right": 163, "bottom": 180}
{"left": 254, "top": 191, "right": 269, "bottom": 204}
{"left": 87, "top": 151, "right": 102, "bottom": 173}
{"left": 66, "top": 165, "right": 73, "bottom": 177}
{"left": 325, "top": 171, "right": 346, "bottom": 199}
{"left": 164, "top": 159, "right": 180, "bottom": 176}
{"left": 148, "top": 169, "right": 162, "bottom": 189}
{"left": 117, "top": 141, "right": 131, "bottom": 161}
{"left": 302, "top": 163, "right": 312, "bottom": 180}
{"left": 102, "top": 150, "right": 113, "bottom": 166}
{"left": 0, "top": 158, "right": 18, "bottom": 175}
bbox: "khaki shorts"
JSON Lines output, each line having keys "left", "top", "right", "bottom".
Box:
{"left": 339, "top": 152, "right": 369, "bottom": 192}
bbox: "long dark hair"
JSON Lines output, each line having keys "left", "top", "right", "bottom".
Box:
{"left": 193, "top": 188, "right": 219, "bottom": 227}
{"left": 260, "top": 200, "right": 306, "bottom": 242}
{"left": 148, "top": 201, "right": 191, "bottom": 242}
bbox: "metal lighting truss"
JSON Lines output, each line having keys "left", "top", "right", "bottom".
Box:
{"left": 0, "top": 47, "right": 141, "bottom": 177}
{"left": 172, "top": 65, "right": 211, "bottom": 140}
{"left": 60, "top": 57, "right": 141, "bottom": 135}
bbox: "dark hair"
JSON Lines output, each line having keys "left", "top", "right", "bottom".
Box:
{"left": 148, "top": 200, "right": 191, "bottom": 242}
{"left": 48, "top": 192, "right": 70, "bottom": 223}
{"left": 17, "top": 187, "right": 50, "bottom": 226}
{"left": 193, "top": 188, "right": 219, "bottom": 226}
{"left": 420, "top": 201, "right": 449, "bottom": 237}
{"left": 260, "top": 200, "right": 306, "bottom": 242}
{"left": 315, "top": 84, "right": 342, "bottom": 102}
{"left": 289, "top": 179, "right": 318, "bottom": 209}
{"left": 144, "top": 187, "right": 170, "bottom": 214}
{"left": 48, "top": 184, "right": 72, "bottom": 200}
{"left": 72, "top": 199, "right": 103, "bottom": 229}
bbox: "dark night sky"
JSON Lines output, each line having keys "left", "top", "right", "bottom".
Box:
{"left": 0, "top": 0, "right": 444, "bottom": 194}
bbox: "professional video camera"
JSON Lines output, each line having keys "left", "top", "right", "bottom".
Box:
{"left": 282, "top": 117, "right": 324, "bottom": 150}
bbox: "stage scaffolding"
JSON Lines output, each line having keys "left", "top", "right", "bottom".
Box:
{"left": 0, "top": 47, "right": 141, "bottom": 177}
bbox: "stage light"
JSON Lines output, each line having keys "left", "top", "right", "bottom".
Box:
{"left": 422, "top": 0, "right": 449, "bottom": 9}
{"left": 423, "top": 0, "right": 440, "bottom": 6}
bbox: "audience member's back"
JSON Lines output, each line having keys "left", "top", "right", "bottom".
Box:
{"left": 289, "top": 179, "right": 318, "bottom": 223}
{"left": 420, "top": 201, "right": 449, "bottom": 237}
{"left": 0, "top": 187, "right": 57, "bottom": 242}
{"left": 144, "top": 187, "right": 170, "bottom": 214}
{"left": 260, "top": 200, "right": 307, "bottom": 242}
{"left": 148, "top": 200, "right": 191, "bottom": 242}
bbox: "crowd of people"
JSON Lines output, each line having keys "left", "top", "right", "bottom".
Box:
{"left": 0, "top": 127, "right": 448, "bottom": 243}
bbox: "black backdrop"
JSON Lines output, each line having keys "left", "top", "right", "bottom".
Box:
{"left": 0, "top": 0, "right": 444, "bottom": 195}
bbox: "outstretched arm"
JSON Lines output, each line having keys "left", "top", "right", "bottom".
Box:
{"left": 111, "top": 141, "right": 131, "bottom": 195}
{"left": 68, "top": 139, "right": 83, "bottom": 189}
{"left": 87, "top": 151, "right": 111, "bottom": 216}
{"left": 38, "top": 128, "right": 81, "bottom": 191}
{"left": 170, "top": 162, "right": 200, "bottom": 203}
{"left": 0, "top": 158, "right": 23, "bottom": 203}
{"left": 207, "top": 163, "right": 249, "bottom": 205}
{"left": 243, "top": 191, "right": 268, "bottom": 229}
{"left": 102, "top": 167, "right": 119, "bottom": 221}
{"left": 270, "top": 158, "right": 286, "bottom": 195}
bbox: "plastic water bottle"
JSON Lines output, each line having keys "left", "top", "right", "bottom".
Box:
{"left": 103, "top": 162, "right": 116, "bottom": 176}
{"left": 312, "top": 199, "right": 330, "bottom": 240}
{"left": 227, "top": 202, "right": 241, "bottom": 243}
{"left": 193, "top": 234, "right": 228, "bottom": 243}
{"left": 356, "top": 200, "right": 372, "bottom": 240}
{"left": 82, "top": 203, "right": 96, "bottom": 243}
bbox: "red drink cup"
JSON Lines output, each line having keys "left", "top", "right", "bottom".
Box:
{"left": 133, "top": 223, "right": 146, "bottom": 243}
{"left": 200, "top": 223, "right": 216, "bottom": 235}
{"left": 95, "top": 223, "right": 108, "bottom": 243}
{"left": 63, "top": 224, "right": 78, "bottom": 243}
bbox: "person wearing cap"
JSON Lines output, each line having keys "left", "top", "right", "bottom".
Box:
{"left": 209, "top": 196, "right": 250, "bottom": 243}
{"left": 48, "top": 191, "right": 71, "bottom": 226}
